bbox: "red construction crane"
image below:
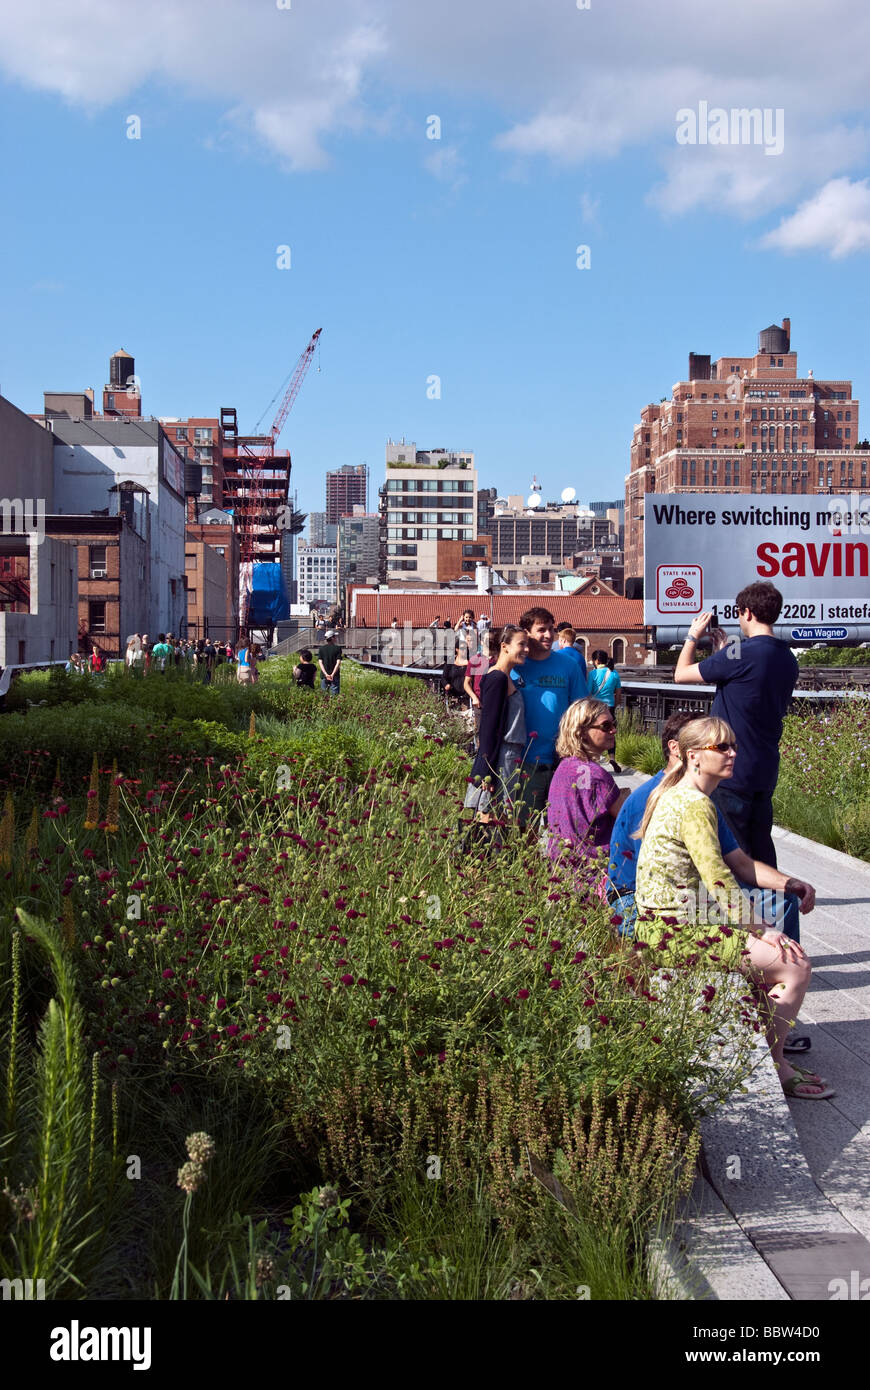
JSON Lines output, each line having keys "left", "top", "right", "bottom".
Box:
{"left": 253, "top": 327, "right": 322, "bottom": 456}
{"left": 222, "top": 329, "right": 322, "bottom": 635}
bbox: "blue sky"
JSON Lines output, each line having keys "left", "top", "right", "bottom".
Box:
{"left": 2, "top": 0, "right": 870, "bottom": 523}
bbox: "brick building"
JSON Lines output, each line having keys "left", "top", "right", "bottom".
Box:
{"left": 160, "top": 417, "right": 225, "bottom": 512}
{"left": 44, "top": 509, "right": 148, "bottom": 658}
{"left": 326, "top": 464, "right": 368, "bottom": 525}
{"left": 185, "top": 509, "right": 240, "bottom": 641}
{"left": 625, "top": 319, "right": 869, "bottom": 586}
{"left": 350, "top": 581, "right": 651, "bottom": 664}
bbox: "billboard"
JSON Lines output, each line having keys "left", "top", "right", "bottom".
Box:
{"left": 644, "top": 493, "right": 870, "bottom": 643}
{"left": 161, "top": 435, "right": 185, "bottom": 498}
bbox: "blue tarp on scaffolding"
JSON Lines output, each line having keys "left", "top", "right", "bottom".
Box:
{"left": 248, "top": 563, "right": 290, "bottom": 625}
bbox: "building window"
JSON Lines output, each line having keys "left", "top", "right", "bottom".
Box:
{"left": 194, "top": 427, "right": 212, "bottom": 443}
{"left": 88, "top": 600, "right": 106, "bottom": 634}
{"left": 106, "top": 394, "right": 115, "bottom": 409}
{"left": 89, "top": 544, "right": 107, "bottom": 578}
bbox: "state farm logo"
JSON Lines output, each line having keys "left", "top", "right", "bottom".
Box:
{"left": 665, "top": 576, "right": 695, "bottom": 599}
{"left": 657, "top": 564, "right": 702, "bottom": 613}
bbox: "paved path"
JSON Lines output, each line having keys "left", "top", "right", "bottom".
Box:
{"left": 615, "top": 768, "right": 870, "bottom": 1299}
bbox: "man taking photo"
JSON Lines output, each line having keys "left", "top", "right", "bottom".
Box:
{"left": 674, "top": 580, "right": 798, "bottom": 867}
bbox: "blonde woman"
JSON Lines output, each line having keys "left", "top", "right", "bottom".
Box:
{"left": 546, "top": 698, "right": 631, "bottom": 869}
{"left": 635, "top": 716, "right": 832, "bottom": 1100}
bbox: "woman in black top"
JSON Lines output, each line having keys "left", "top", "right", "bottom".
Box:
{"left": 464, "top": 625, "right": 529, "bottom": 821}
{"left": 294, "top": 649, "right": 316, "bottom": 689}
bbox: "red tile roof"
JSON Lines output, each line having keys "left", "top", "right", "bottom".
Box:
{"left": 352, "top": 591, "right": 647, "bottom": 632}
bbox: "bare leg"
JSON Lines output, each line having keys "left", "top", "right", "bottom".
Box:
{"left": 741, "top": 934, "right": 820, "bottom": 1091}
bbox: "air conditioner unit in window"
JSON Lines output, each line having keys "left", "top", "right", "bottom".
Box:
{"left": 90, "top": 568, "right": 107, "bottom": 579}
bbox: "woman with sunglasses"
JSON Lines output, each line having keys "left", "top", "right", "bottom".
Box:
{"left": 546, "top": 699, "right": 631, "bottom": 875}
{"left": 635, "top": 716, "right": 832, "bottom": 1100}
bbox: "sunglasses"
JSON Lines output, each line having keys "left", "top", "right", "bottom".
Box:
{"left": 592, "top": 720, "right": 617, "bottom": 732}
{"left": 700, "top": 742, "right": 738, "bottom": 753}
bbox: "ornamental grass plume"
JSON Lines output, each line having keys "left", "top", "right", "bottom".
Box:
{"left": 249, "top": 712, "right": 256, "bottom": 739}
{"left": 84, "top": 753, "right": 100, "bottom": 830}
{"left": 23, "top": 806, "right": 39, "bottom": 859}
{"left": 61, "top": 895, "right": 76, "bottom": 950}
{"left": 106, "top": 760, "right": 120, "bottom": 833}
{"left": 0, "top": 791, "right": 14, "bottom": 869}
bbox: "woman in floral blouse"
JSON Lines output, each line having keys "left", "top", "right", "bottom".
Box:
{"left": 635, "top": 716, "right": 833, "bottom": 1101}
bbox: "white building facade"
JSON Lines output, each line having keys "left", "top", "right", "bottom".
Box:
{"left": 296, "top": 544, "right": 337, "bottom": 606}
{"left": 383, "top": 440, "right": 477, "bottom": 583}
{"left": 49, "top": 418, "right": 186, "bottom": 636}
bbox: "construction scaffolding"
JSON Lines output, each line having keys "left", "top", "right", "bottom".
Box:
{"left": 219, "top": 329, "right": 321, "bottom": 636}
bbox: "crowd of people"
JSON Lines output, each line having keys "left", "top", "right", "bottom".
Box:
{"left": 461, "top": 582, "right": 830, "bottom": 1102}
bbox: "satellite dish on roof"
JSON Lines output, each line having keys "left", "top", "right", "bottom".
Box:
{"left": 561, "top": 487, "right": 576, "bottom": 502}
{"left": 527, "top": 493, "right": 542, "bottom": 508}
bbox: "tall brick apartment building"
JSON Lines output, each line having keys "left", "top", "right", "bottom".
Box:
{"left": 625, "top": 319, "right": 869, "bottom": 587}
{"left": 326, "top": 464, "right": 368, "bottom": 525}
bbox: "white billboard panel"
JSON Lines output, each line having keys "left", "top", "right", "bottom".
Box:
{"left": 644, "top": 492, "right": 870, "bottom": 641}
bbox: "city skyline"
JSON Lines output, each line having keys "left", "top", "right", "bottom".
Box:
{"left": 3, "top": 3, "right": 870, "bottom": 529}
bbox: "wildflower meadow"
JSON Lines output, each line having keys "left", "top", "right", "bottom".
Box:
{"left": 1, "top": 658, "right": 780, "bottom": 1300}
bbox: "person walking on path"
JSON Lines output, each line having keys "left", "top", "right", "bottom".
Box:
{"left": 512, "top": 606, "right": 587, "bottom": 821}
{"left": 587, "top": 650, "right": 622, "bottom": 709}
{"left": 236, "top": 640, "right": 259, "bottom": 685}
{"left": 318, "top": 629, "right": 342, "bottom": 696}
{"left": 151, "top": 634, "right": 172, "bottom": 673}
{"left": 463, "top": 625, "right": 529, "bottom": 829}
{"left": 463, "top": 631, "right": 493, "bottom": 743}
{"left": 634, "top": 715, "right": 831, "bottom": 1099}
{"left": 674, "top": 581, "right": 798, "bottom": 866}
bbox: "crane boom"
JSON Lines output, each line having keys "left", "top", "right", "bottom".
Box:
{"left": 270, "top": 327, "right": 322, "bottom": 449}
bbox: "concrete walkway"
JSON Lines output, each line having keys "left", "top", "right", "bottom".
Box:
{"left": 614, "top": 768, "right": 870, "bottom": 1299}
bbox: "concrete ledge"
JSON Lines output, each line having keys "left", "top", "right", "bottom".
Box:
{"left": 772, "top": 824, "right": 870, "bottom": 880}
{"left": 664, "top": 1173, "right": 790, "bottom": 1301}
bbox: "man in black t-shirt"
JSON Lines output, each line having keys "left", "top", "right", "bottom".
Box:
{"left": 674, "top": 581, "right": 798, "bottom": 865}
{"left": 317, "top": 631, "right": 342, "bottom": 695}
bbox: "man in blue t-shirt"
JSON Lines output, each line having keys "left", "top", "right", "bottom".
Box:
{"left": 674, "top": 581, "right": 798, "bottom": 866}
{"left": 513, "top": 607, "right": 587, "bottom": 819}
{"left": 607, "top": 712, "right": 814, "bottom": 952}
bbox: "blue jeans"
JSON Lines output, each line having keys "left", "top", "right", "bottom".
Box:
{"left": 320, "top": 675, "right": 340, "bottom": 696}
{"left": 612, "top": 883, "right": 799, "bottom": 942}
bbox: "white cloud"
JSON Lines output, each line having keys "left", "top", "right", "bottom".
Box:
{"left": 1, "top": 0, "right": 869, "bottom": 238}
{"left": 761, "top": 178, "right": 870, "bottom": 258}
{"left": 423, "top": 145, "right": 467, "bottom": 192}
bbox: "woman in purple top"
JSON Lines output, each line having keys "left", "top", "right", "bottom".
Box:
{"left": 546, "top": 699, "right": 630, "bottom": 877}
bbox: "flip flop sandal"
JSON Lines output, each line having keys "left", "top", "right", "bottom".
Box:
{"left": 782, "top": 1074, "right": 836, "bottom": 1100}
{"left": 791, "top": 1064, "right": 824, "bottom": 1086}
{"left": 783, "top": 1034, "right": 811, "bottom": 1053}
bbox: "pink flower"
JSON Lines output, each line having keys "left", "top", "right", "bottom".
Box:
{"left": 339, "top": 974, "right": 354, "bottom": 986}
{"left": 226, "top": 1024, "right": 240, "bottom": 1036}
{"left": 368, "top": 1018, "right": 378, "bottom": 1029}
{"left": 517, "top": 989, "right": 530, "bottom": 1000}
{"left": 549, "top": 979, "right": 562, "bottom": 990}
{"left": 161, "top": 969, "right": 175, "bottom": 979}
